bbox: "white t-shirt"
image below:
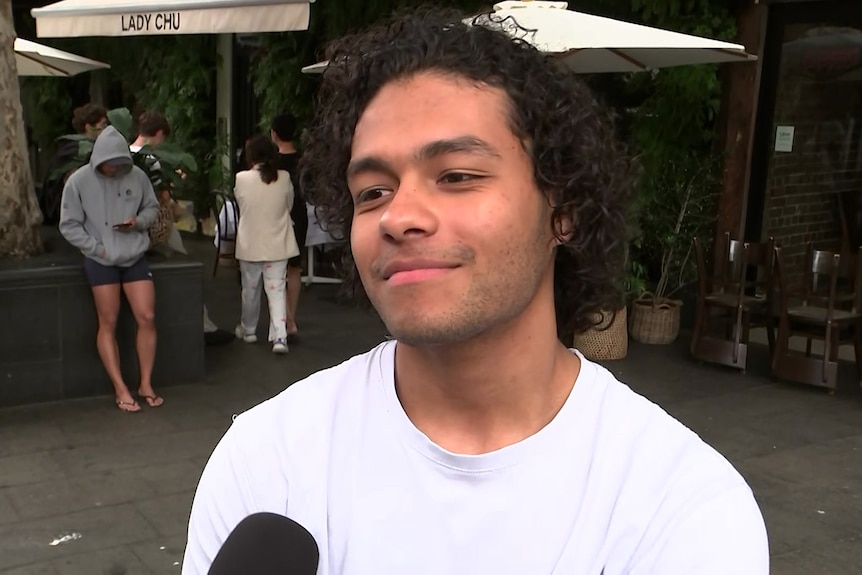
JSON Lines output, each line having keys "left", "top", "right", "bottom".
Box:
{"left": 129, "top": 144, "right": 165, "bottom": 191}
{"left": 182, "top": 342, "right": 768, "bottom": 575}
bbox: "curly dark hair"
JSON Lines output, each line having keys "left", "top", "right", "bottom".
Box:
{"left": 71, "top": 103, "right": 107, "bottom": 134}
{"left": 300, "top": 6, "right": 636, "bottom": 335}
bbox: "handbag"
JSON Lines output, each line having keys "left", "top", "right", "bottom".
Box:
{"left": 148, "top": 199, "right": 174, "bottom": 246}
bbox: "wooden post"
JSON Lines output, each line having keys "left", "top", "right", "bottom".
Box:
{"left": 716, "top": 0, "right": 768, "bottom": 242}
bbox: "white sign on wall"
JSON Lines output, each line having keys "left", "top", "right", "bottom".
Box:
{"left": 775, "top": 126, "right": 795, "bottom": 152}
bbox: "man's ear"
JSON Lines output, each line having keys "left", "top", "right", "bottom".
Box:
{"left": 553, "top": 213, "right": 575, "bottom": 245}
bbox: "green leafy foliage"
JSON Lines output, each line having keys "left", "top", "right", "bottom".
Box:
{"left": 106, "top": 107, "right": 133, "bottom": 139}
{"left": 119, "top": 36, "right": 216, "bottom": 215}
{"left": 249, "top": 0, "right": 489, "bottom": 141}
{"left": 205, "top": 129, "right": 232, "bottom": 197}
{"left": 48, "top": 107, "right": 198, "bottom": 194}
{"left": 635, "top": 153, "right": 720, "bottom": 301}
{"left": 18, "top": 76, "right": 73, "bottom": 158}
{"left": 621, "top": 0, "right": 737, "bottom": 301}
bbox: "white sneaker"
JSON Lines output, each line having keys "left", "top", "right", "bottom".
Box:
{"left": 272, "top": 338, "right": 289, "bottom": 354}
{"left": 234, "top": 325, "right": 257, "bottom": 343}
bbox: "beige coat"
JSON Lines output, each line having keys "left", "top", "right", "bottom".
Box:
{"left": 234, "top": 167, "right": 300, "bottom": 262}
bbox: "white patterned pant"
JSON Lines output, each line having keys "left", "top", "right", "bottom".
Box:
{"left": 238, "top": 259, "right": 288, "bottom": 342}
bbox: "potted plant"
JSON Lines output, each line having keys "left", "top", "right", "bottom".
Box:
{"left": 628, "top": 154, "right": 719, "bottom": 344}
{"left": 572, "top": 216, "right": 646, "bottom": 360}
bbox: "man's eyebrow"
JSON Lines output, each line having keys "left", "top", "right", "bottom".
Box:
{"left": 416, "top": 136, "right": 501, "bottom": 161}
{"left": 346, "top": 136, "right": 501, "bottom": 180}
{"left": 346, "top": 157, "right": 395, "bottom": 180}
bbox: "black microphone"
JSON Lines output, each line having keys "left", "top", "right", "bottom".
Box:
{"left": 208, "top": 512, "right": 319, "bottom": 575}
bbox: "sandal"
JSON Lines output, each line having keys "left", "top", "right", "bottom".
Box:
{"left": 116, "top": 399, "right": 141, "bottom": 413}
{"left": 137, "top": 391, "right": 165, "bottom": 408}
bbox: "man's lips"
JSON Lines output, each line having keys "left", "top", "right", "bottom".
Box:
{"left": 380, "top": 259, "right": 460, "bottom": 281}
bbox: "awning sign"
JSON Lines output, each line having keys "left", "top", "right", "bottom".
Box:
{"left": 33, "top": 1, "right": 311, "bottom": 37}
{"left": 121, "top": 13, "right": 182, "bottom": 33}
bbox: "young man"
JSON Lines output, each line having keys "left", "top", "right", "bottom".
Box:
{"left": 270, "top": 113, "right": 308, "bottom": 338}
{"left": 130, "top": 110, "right": 174, "bottom": 247}
{"left": 132, "top": 111, "right": 233, "bottom": 345}
{"left": 40, "top": 104, "right": 109, "bottom": 225}
{"left": 131, "top": 110, "right": 171, "bottom": 151}
{"left": 72, "top": 103, "right": 109, "bottom": 139}
{"left": 59, "top": 126, "right": 162, "bottom": 412}
{"left": 183, "top": 8, "right": 768, "bottom": 574}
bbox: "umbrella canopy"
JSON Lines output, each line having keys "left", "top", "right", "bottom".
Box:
{"left": 300, "top": 61, "right": 329, "bottom": 75}
{"left": 14, "top": 38, "right": 110, "bottom": 77}
{"left": 31, "top": 0, "right": 311, "bottom": 38}
{"left": 478, "top": 1, "right": 754, "bottom": 73}
{"left": 302, "top": 1, "right": 755, "bottom": 76}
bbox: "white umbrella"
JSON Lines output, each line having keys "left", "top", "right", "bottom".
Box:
{"left": 302, "top": 0, "right": 755, "bottom": 75}
{"left": 478, "top": 1, "right": 754, "bottom": 73}
{"left": 300, "top": 61, "right": 329, "bottom": 75}
{"left": 14, "top": 38, "right": 110, "bottom": 77}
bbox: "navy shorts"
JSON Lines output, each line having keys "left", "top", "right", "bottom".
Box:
{"left": 84, "top": 256, "right": 152, "bottom": 286}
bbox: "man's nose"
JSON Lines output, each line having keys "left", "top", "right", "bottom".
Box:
{"left": 378, "top": 178, "right": 438, "bottom": 241}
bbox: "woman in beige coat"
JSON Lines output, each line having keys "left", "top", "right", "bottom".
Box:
{"left": 233, "top": 135, "right": 300, "bottom": 354}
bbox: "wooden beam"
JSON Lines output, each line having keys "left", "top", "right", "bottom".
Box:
{"left": 717, "top": 0, "right": 768, "bottom": 241}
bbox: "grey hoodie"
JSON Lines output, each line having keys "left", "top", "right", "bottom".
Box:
{"left": 59, "top": 126, "right": 159, "bottom": 267}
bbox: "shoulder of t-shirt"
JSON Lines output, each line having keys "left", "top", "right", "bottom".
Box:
{"left": 585, "top": 357, "right": 749, "bottom": 490}
{"left": 580, "top": 358, "right": 760, "bottom": 563}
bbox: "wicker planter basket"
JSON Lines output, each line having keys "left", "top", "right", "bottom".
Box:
{"left": 572, "top": 307, "right": 628, "bottom": 361}
{"left": 629, "top": 293, "right": 682, "bottom": 345}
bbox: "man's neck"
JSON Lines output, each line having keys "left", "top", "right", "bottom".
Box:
{"left": 276, "top": 141, "right": 297, "bottom": 154}
{"left": 131, "top": 136, "right": 150, "bottom": 149}
{"left": 393, "top": 292, "right": 580, "bottom": 456}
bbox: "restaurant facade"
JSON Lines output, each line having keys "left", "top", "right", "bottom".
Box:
{"left": 720, "top": 0, "right": 862, "bottom": 273}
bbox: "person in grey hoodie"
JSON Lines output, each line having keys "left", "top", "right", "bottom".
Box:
{"left": 59, "top": 126, "right": 163, "bottom": 413}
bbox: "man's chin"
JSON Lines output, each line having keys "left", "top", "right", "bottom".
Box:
{"left": 385, "top": 321, "right": 484, "bottom": 348}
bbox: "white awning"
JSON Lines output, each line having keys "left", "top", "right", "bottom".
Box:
{"left": 31, "top": 0, "right": 312, "bottom": 38}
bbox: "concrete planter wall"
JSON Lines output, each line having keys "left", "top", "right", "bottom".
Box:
{"left": 0, "top": 236, "right": 204, "bottom": 408}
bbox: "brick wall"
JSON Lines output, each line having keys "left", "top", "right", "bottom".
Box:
{"left": 762, "top": 64, "right": 862, "bottom": 284}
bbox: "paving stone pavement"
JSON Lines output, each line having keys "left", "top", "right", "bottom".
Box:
{"left": 1, "top": 236, "right": 861, "bottom": 574}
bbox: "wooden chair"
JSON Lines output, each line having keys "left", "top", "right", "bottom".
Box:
{"left": 771, "top": 244, "right": 862, "bottom": 391}
{"left": 212, "top": 190, "right": 239, "bottom": 278}
{"left": 690, "top": 233, "right": 776, "bottom": 371}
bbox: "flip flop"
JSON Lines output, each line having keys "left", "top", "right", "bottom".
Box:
{"left": 137, "top": 391, "right": 165, "bottom": 408}
{"left": 116, "top": 399, "right": 141, "bottom": 413}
